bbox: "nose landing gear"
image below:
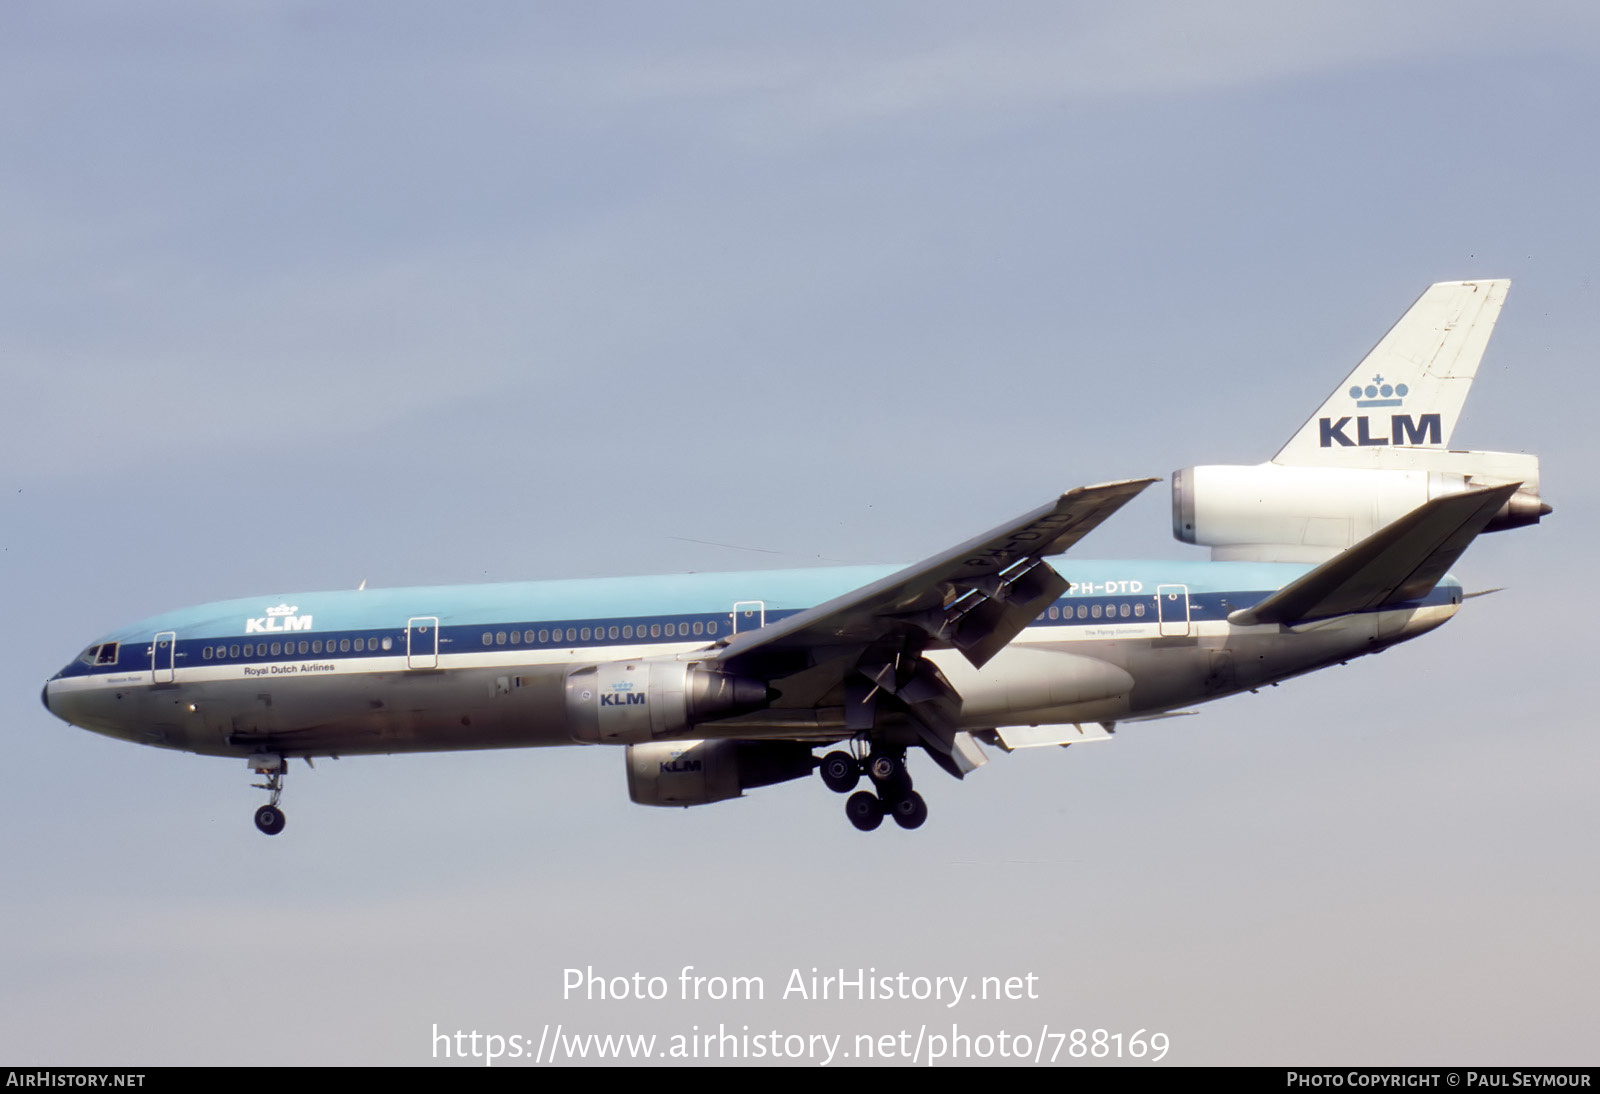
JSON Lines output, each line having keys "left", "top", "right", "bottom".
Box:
{"left": 249, "top": 754, "right": 287, "bottom": 835}
{"left": 254, "top": 803, "right": 286, "bottom": 836}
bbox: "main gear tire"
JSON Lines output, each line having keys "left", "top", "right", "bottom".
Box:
{"left": 845, "top": 791, "right": 884, "bottom": 832}
{"left": 820, "top": 751, "right": 861, "bottom": 794}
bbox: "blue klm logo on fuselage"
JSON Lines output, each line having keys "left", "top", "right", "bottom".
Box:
{"left": 1320, "top": 374, "right": 1441, "bottom": 447}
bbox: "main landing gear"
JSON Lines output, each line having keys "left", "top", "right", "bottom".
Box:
{"left": 249, "top": 753, "right": 287, "bottom": 835}
{"left": 818, "top": 746, "right": 928, "bottom": 832}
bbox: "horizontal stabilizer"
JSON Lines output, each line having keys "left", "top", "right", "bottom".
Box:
{"left": 1227, "top": 482, "right": 1519, "bottom": 627}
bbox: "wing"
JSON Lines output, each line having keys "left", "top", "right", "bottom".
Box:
{"left": 699, "top": 479, "right": 1156, "bottom": 767}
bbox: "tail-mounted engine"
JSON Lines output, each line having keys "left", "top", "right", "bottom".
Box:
{"left": 565, "top": 660, "right": 771, "bottom": 744}
{"left": 1172, "top": 450, "right": 1547, "bottom": 563}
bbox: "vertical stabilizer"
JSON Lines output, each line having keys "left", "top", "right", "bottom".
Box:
{"left": 1273, "top": 279, "right": 1509, "bottom": 466}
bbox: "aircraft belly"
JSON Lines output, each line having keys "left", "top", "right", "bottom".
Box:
{"left": 87, "top": 664, "right": 580, "bottom": 759}
{"left": 1376, "top": 603, "right": 1458, "bottom": 642}
{"left": 936, "top": 609, "right": 1446, "bottom": 728}
{"left": 933, "top": 645, "right": 1136, "bottom": 726}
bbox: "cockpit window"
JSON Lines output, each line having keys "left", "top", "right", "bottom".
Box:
{"left": 95, "top": 643, "right": 119, "bottom": 665}
{"left": 79, "top": 645, "right": 100, "bottom": 665}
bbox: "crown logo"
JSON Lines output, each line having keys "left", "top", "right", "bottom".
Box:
{"left": 265, "top": 603, "right": 299, "bottom": 617}
{"left": 1349, "top": 374, "right": 1408, "bottom": 408}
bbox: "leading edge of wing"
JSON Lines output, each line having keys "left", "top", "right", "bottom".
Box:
{"left": 1226, "top": 481, "right": 1519, "bottom": 627}
{"left": 710, "top": 478, "right": 1157, "bottom": 666}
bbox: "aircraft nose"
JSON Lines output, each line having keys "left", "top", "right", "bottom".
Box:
{"left": 41, "top": 681, "right": 52, "bottom": 715}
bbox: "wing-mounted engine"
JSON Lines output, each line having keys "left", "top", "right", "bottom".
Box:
{"left": 625, "top": 739, "right": 816, "bottom": 806}
{"left": 566, "top": 661, "right": 771, "bottom": 744}
{"left": 1172, "top": 453, "right": 1547, "bottom": 563}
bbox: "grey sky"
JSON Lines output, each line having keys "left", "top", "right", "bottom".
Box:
{"left": 4, "top": 2, "right": 1596, "bottom": 1065}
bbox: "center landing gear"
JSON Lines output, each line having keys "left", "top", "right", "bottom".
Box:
{"left": 249, "top": 753, "right": 287, "bottom": 835}
{"left": 821, "top": 746, "right": 928, "bottom": 831}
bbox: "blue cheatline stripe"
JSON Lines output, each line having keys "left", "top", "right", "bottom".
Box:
{"left": 52, "top": 582, "right": 1459, "bottom": 680}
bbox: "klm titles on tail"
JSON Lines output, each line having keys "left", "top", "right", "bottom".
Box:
{"left": 1317, "top": 376, "right": 1441, "bottom": 447}
{"left": 1319, "top": 415, "right": 1441, "bottom": 448}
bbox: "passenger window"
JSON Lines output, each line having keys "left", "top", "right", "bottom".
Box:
{"left": 230, "top": 645, "right": 241, "bottom": 658}
{"left": 608, "top": 626, "right": 619, "bottom": 639}
{"left": 312, "top": 641, "right": 322, "bottom": 654}
{"left": 381, "top": 637, "right": 392, "bottom": 651}
{"left": 1134, "top": 603, "right": 1145, "bottom": 618}
{"left": 650, "top": 624, "right": 661, "bottom": 638}
{"left": 623, "top": 626, "right": 633, "bottom": 639}
{"left": 203, "top": 647, "right": 213, "bottom": 661}
{"left": 270, "top": 642, "right": 282, "bottom": 655}
{"left": 339, "top": 639, "right": 351, "bottom": 653}
{"left": 693, "top": 621, "right": 703, "bottom": 636}
{"left": 496, "top": 632, "right": 507, "bottom": 646}
{"left": 538, "top": 630, "right": 549, "bottom": 644}
{"left": 523, "top": 630, "right": 534, "bottom": 644}
{"left": 707, "top": 621, "right": 717, "bottom": 635}
{"left": 1120, "top": 604, "right": 1130, "bottom": 618}
{"left": 565, "top": 628, "right": 576, "bottom": 642}
{"left": 510, "top": 631, "right": 521, "bottom": 645}
{"left": 1091, "top": 605, "right": 1101, "bottom": 619}
{"left": 244, "top": 644, "right": 254, "bottom": 657}
{"left": 482, "top": 633, "right": 492, "bottom": 646}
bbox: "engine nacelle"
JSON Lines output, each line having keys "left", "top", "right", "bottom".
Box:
{"left": 565, "top": 660, "right": 771, "bottom": 744}
{"left": 625, "top": 739, "right": 817, "bottom": 806}
{"left": 1172, "top": 450, "right": 1546, "bottom": 562}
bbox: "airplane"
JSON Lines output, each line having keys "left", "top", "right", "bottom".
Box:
{"left": 41, "top": 279, "right": 1549, "bottom": 835}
